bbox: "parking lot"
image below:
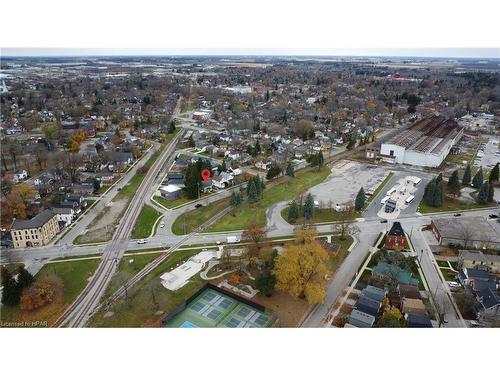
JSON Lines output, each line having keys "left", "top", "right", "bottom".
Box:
{"left": 308, "top": 161, "right": 391, "bottom": 209}
{"left": 474, "top": 137, "right": 500, "bottom": 170}
{"left": 365, "top": 171, "right": 431, "bottom": 219}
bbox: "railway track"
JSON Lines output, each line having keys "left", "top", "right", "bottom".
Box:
{"left": 100, "top": 205, "right": 232, "bottom": 309}
{"left": 54, "top": 130, "right": 184, "bottom": 327}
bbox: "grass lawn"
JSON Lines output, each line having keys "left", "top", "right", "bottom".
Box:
{"left": 440, "top": 268, "right": 459, "bottom": 282}
{"left": 104, "top": 252, "right": 163, "bottom": 298}
{"left": 206, "top": 167, "right": 331, "bottom": 232}
{"left": 0, "top": 259, "right": 100, "bottom": 326}
{"left": 172, "top": 198, "right": 229, "bottom": 235}
{"left": 131, "top": 205, "right": 162, "bottom": 239}
{"left": 437, "top": 260, "right": 449, "bottom": 267}
{"left": 418, "top": 196, "right": 493, "bottom": 214}
{"left": 329, "top": 236, "right": 353, "bottom": 270}
{"left": 367, "top": 172, "right": 395, "bottom": 204}
{"left": 91, "top": 249, "right": 204, "bottom": 327}
{"left": 281, "top": 206, "right": 361, "bottom": 225}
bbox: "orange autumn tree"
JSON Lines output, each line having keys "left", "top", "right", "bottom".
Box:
{"left": 273, "top": 228, "right": 329, "bottom": 304}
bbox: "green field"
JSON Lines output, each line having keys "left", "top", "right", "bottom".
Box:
{"left": 418, "top": 196, "right": 493, "bottom": 214}
{"left": 131, "top": 205, "right": 162, "bottom": 239}
{"left": 205, "top": 167, "right": 331, "bottom": 232}
{"left": 281, "top": 206, "right": 360, "bottom": 225}
{"left": 0, "top": 259, "right": 100, "bottom": 325}
{"left": 104, "top": 252, "right": 163, "bottom": 298}
{"left": 91, "top": 249, "right": 204, "bottom": 327}
{"left": 172, "top": 198, "right": 230, "bottom": 235}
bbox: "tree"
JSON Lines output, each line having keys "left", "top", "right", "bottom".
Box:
{"left": 293, "top": 119, "right": 314, "bottom": 140}
{"left": 1, "top": 267, "right": 21, "bottom": 306}
{"left": 19, "top": 276, "right": 58, "bottom": 311}
{"left": 288, "top": 201, "right": 299, "bottom": 223}
{"left": 16, "top": 266, "right": 34, "bottom": 290}
{"left": 433, "top": 178, "right": 444, "bottom": 207}
{"left": 447, "top": 170, "right": 461, "bottom": 196}
{"left": 489, "top": 162, "right": 499, "bottom": 183}
{"left": 221, "top": 159, "right": 227, "bottom": 172}
{"left": 255, "top": 270, "right": 276, "bottom": 297}
{"left": 229, "top": 191, "right": 243, "bottom": 208}
{"left": 376, "top": 306, "right": 405, "bottom": 327}
{"left": 285, "top": 162, "right": 294, "bottom": 177}
{"left": 462, "top": 164, "right": 472, "bottom": 186}
{"left": 4, "top": 184, "right": 37, "bottom": 220}
{"left": 355, "top": 187, "right": 366, "bottom": 211}
{"left": 334, "top": 203, "right": 356, "bottom": 240}
{"left": 266, "top": 165, "right": 282, "bottom": 180}
{"left": 487, "top": 182, "right": 495, "bottom": 203}
{"left": 303, "top": 193, "right": 315, "bottom": 221}
{"left": 242, "top": 221, "right": 267, "bottom": 251}
{"left": 273, "top": 228, "right": 329, "bottom": 304}
{"left": 247, "top": 179, "right": 259, "bottom": 204}
{"left": 93, "top": 178, "right": 101, "bottom": 192}
{"left": 477, "top": 181, "right": 489, "bottom": 204}
{"left": 472, "top": 167, "right": 483, "bottom": 188}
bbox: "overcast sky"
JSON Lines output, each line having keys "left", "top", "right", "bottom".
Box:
{"left": 2, "top": 48, "right": 499, "bottom": 58}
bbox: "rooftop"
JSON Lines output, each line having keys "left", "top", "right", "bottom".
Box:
{"left": 11, "top": 209, "right": 55, "bottom": 230}
{"left": 432, "top": 217, "right": 500, "bottom": 243}
{"left": 384, "top": 116, "right": 461, "bottom": 154}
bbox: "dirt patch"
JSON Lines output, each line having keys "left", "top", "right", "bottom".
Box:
{"left": 252, "top": 291, "right": 313, "bottom": 327}
{"left": 76, "top": 197, "right": 128, "bottom": 243}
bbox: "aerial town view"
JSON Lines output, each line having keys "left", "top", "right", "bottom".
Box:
{"left": 1, "top": 54, "right": 499, "bottom": 329}
{"left": 1, "top": 1, "right": 499, "bottom": 374}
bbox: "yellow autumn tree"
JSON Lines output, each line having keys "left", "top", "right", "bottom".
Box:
{"left": 273, "top": 228, "right": 329, "bottom": 304}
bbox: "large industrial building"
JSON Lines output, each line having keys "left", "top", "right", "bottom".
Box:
{"left": 379, "top": 116, "right": 463, "bottom": 167}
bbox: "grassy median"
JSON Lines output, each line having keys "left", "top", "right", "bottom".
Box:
{"left": 131, "top": 205, "right": 162, "bottom": 239}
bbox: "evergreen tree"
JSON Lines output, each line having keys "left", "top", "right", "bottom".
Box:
{"left": 489, "top": 162, "right": 499, "bottom": 183}
{"left": 487, "top": 182, "right": 495, "bottom": 203}
{"left": 472, "top": 167, "right": 484, "bottom": 188}
{"left": 16, "top": 266, "right": 34, "bottom": 290}
{"left": 185, "top": 164, "right": 201, "bottom": 199}
{"left": 424, "top": 178, "right": 436, "bottom": 206}
{"left": 1, "top": 267, "right": 21, "bottom": 306}
{"left": 288, "top": 201, "right": 299, "bottom": 223}
{"left": 265, "top": 90, "right": 270, "bottom": 102}
{"left": 433, "top": 179, "right": 444, "bottom": 207}
{"left": 355, "top": 187, "right": 366, "bottom": 211}
{"left": 447, "top": 170, "right": 461, "bottom": 196}
{"left": 316, "top": 151, "right": 324, "bottom": 169}
{"left": 255, "top": 269, "right": 276, "bottom": 297}
{"left": 230, "top": 191, "right": 243, "bottom": 208}
{"left": 462, "top": 164, "right": 471, "bottom": 186}
{"left": 221, "top": 159, "right": 227, "bottom": 172}
{"left": 303, "top": 193, "right": 315, "bottom": 220}
{"left": 247, "top": 180, "right": 259, "bottom": 204}
{"left": 285, "top": 163, "right": 295, "bottom": 177}
{"left": 266, "top": 165, "right": 282, "bottom": 180}
{"left": 477, "top": 181, "right": 489, "bottom": 204}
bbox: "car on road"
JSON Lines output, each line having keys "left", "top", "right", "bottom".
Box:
{"left": 453, "top": 213, "right": 462, "bottom": 217}
{"left": 469, "top": 320, "right": 485, "bottom": 328}
{"left": 195, "top": 203, "right": 203, "bottom": 208}
{"left": 137, "top": 239, "right": 147, "bottom": 244}
{"left": 447, "top": 281, "right": 461, "bottom": 289}
{"left": 159, "top": 224, "right": 165, "bottom": 228}
{"left": 380, "top": 219, "right": 388, "bottom": 223}
{"left": 489, "top": 214, "right": 499, "bottom": 219}
{"left": 442, "top": 314, "right": 449, "bottom": 324}
{"left": 117, "top": 187, "right": 122, "bottom": 191}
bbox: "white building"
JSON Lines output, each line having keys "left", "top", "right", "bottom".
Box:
{"left": 380, "top": 116, "right": 463, "bottom": 168}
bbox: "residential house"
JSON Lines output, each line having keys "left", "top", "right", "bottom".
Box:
{"left": 458, "top": 250, "right": 500, "bottom": 273}
{"left": 159, "top": 185, "right": 182, "bottom": 201}
{"left": 354, "top": 295, "right": 382, "bottom": 317}
{"left": 11, "top": 210, "right": 60, "bottom": 248}
{"left": 384, "top": 221, "right": 406, "bottom": 250}
{"left": 348, "top": 310, "right": 375, "bottom": 328}
{"left": 212, "top": 171, "right": 233, "bottom": 189}
{"left": 52, "top": 207, "right": 75, "bottom": 227}
{"left": 407, "top": 314, "right": 433, "bottom": 328}
{"left": 401, "top": 297, "right": 427, "bottom": 316}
